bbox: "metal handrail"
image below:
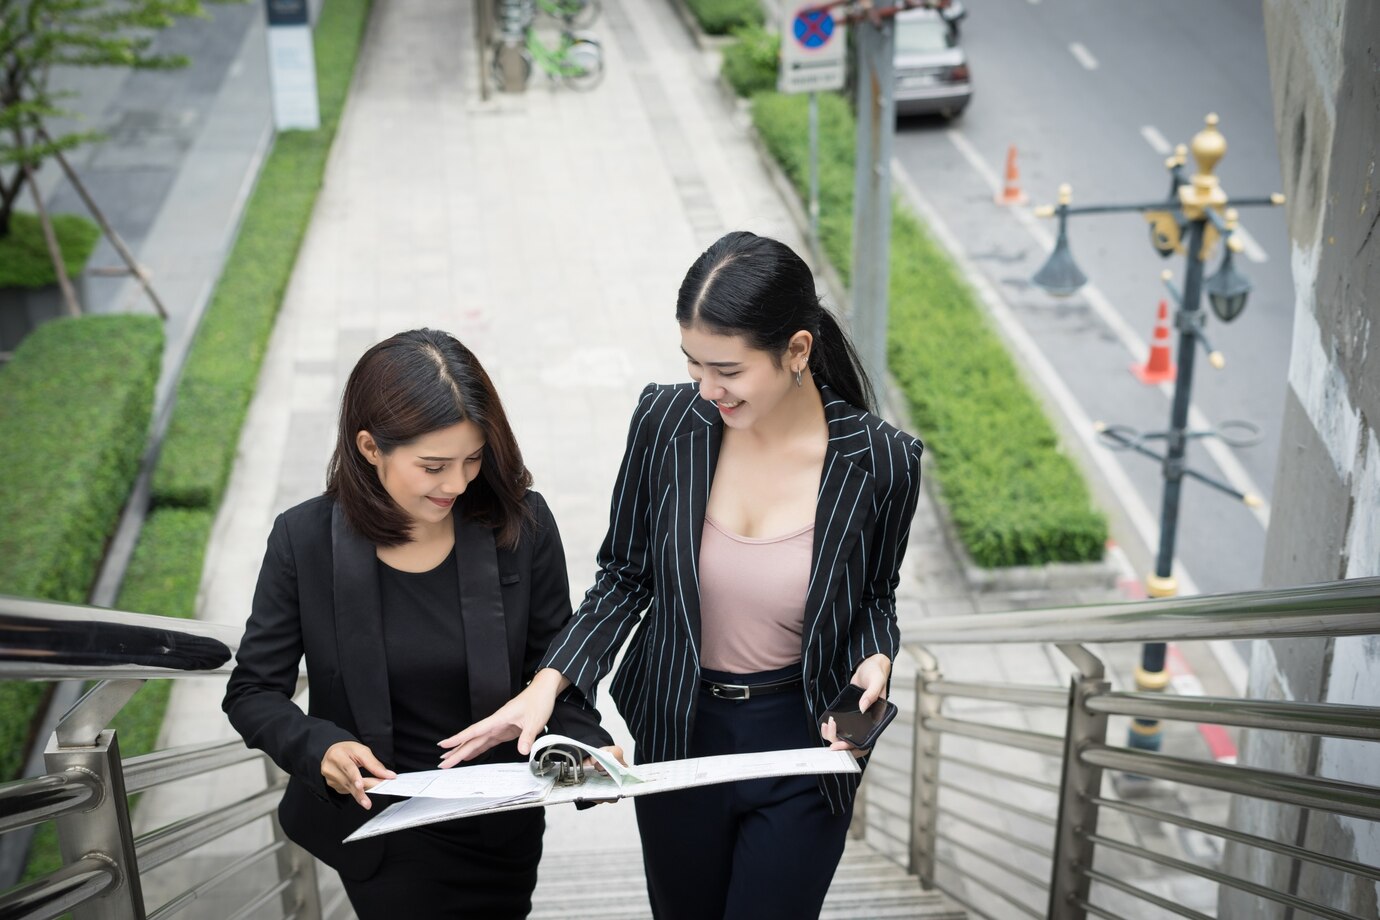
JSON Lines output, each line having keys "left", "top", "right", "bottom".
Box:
{"left": 1, "top": 596, "right": 240, "bottom": 680}
{"left": 135, "top": 784, "right": 286, "bottom": 872}
{"left": 924, "top": 715, "right": 1064, "bottom": 758}
{"left": 123, "top": 739, "right": 263, "bottom": 794}
{"left": 895, "top": 576, "right": 1380, "bottom": 920}
{"left": 1087, "top": 833, "right": 1358, "bottom": 920}
{"left": 926, "top": 680, "right": 1069, "bottom": 708}
{"left": 912, "top": 575, "right": 1380, "bottom": 645}
{"left": 0, "top": 856, "right": 118, "bottom": 920}
{"left": 0, "top": 772, "right": 101, "bottom": 836}
{"left": 1079, "top": 744, "right": 1380, "bottom": 822}
{"left": 1089, "top": 796, "right": 1380, "bottom": 886}
{"left": 1085, "top": 691, "right": 1380, "bottom": 741}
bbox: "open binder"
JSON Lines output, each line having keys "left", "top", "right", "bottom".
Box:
{"left": 346, "top": 734, "right": 859, "bottom": 842}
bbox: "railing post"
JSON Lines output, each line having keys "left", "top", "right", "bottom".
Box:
{"left": 1048, "top": 644, "right": 1110, "bottom": 920}
{"left": 909, "top": 648, "right": 942, "bottom": 886}
{"left": 264, "top": 756, "right": 322, "bottom": 919}
{"left": 44, "top": 730, "right": 145, "bottom": 920}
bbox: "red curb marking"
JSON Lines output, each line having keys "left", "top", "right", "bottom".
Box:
{"left": 1167, "top": 644, "right": 1239, "bottom": 764}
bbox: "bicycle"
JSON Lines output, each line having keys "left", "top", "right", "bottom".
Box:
{"left": 493, "top": 26, "right": 604, "bottom": 92}
{"left": 535, "top": 0, "right": 600, "bottom": 28}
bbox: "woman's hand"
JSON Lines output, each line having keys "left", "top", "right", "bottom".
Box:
{"left": 321, "top": 741, "right": 396, "bottom": 809}
{"left": 584, "top": 745, "right": 627, "bottom": 775}
{"left": 820, "top": 654, "right": 892, "bottom": 759}
{"left": 437, "top": 668, "right": 569, "bottom": 767}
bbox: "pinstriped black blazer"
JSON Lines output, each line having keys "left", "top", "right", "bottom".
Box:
{"left": 540, "top": 382, "right": 923, "bottom": 810}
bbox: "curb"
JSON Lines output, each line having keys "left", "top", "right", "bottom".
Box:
{"left": 721, "top": 77, "right": 1120, "bottom": 594}
{"left": 663, "top": 0, "right": 740, "bottom": 52}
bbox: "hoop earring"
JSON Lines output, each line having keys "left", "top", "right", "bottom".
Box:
{"left": 794, "top": 368, "right": 804, "bottom": 388}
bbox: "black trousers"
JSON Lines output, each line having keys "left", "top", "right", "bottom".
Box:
{"left": 634, "top": 665, "right": 854, "bottom": 920}
{"left": 341, "top": 808, "right": 544, "bottom": 919}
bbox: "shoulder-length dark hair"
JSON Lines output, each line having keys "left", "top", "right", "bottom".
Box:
{"left": 325, "top": 329, "right": 533, "bottom": 549}
{"left": 674, "top": 230, "right": 875, "bottom": 412}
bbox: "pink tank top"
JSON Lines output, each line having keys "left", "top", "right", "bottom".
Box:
{"left": 698, "top": 514, "right": 813, "bottom": 673}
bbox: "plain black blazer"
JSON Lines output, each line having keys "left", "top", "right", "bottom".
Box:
{"left": 223, "top": 491, "right": 611, "bottom": 880}
{"left": 540, "top": 383, "right": 923, "bottom": 812}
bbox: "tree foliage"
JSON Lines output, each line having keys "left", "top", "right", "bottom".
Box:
{"left": 0, "top": 0, "right": 211, "bottom": 237}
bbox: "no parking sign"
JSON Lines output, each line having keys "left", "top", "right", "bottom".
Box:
{"left": 779, "top": 3, "right": 846, "bottom": 93}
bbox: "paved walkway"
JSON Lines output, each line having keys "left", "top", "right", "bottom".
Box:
{"left": 125, "top": 1, "right": 1233, "bottom": 917}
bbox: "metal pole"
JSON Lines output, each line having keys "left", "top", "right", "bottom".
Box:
{"left": 849, "top": 15, "right": 896, "bottom": 392}
{"left": 808, "top": 91, "right": 820, "bottom": 258}
{"left": 1047, "top": 650, "right": 1110, "bottom": 920}
{"left": 1130, "top": 216, "right": 1208, "bottom": 753}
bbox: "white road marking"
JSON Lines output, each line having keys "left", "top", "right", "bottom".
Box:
{"left": 1069, "top": 42, "right": 1099, "bottom": 71}
{"left": 1140, "top": 125, "right": 1173, "bottom": 155}
{"left": 943, "top": 128, "right": 1271, "bottom": 532}
{"left": 893, "top": 153, "right": 1252, "bottom": 695}
{"left": 1230, "top": 224, "right": 1269, "bottom": 263}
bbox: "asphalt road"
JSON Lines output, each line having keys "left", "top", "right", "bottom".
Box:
{"left": 892, "top": 0, "right": 1291, "bottom": 598}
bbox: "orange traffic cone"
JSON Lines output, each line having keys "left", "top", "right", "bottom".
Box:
{"left": 995, "top": 145, "right": 1028, "bottom": 205}
{"left": 1132, "top": 300, "right": 1177, "bottom": 385}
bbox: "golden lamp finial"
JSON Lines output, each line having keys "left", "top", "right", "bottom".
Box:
{"left": 1192, "top": 113, "right": 1227, "bottom": 179}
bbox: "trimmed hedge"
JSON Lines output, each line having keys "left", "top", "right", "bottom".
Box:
{"left": 0, "top": 315, "right": 163, "bottom": 782}
{"left": 152, "top": 0, "right": 372, "bottom": 509}
{"left": 685, "top": 0, "right": 763, "bottom": 35}
{"left": 0, "top": 315, "right": 163, "bottom": 606}
{"left": 750, "top": 91, "right": 1107, "bottom": 566}
{"left": 0, "top": 212, "right": 101, "bottom": 289}
{"left": 721, "top": 23, "right": 779, "bottom": 98}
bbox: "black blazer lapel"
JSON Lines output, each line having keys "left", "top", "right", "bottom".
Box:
{"left": 453, "top": 514, "right": 510, "bottom": 721}
{"left": 330, "top": 504, "right": 393, "bottom": 764}
{"left": 667, "top": 401, "right": 721, "bottom": 654}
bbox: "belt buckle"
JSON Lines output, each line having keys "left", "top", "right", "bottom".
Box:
{"left": 710, "top": 681, "right": 751, "bottom": 700}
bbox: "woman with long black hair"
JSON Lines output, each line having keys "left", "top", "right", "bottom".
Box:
{"left": 443, "top": 232, "right": 923, "bottom": 919}
{"left": 224, "top": 328, "right": 617, "bottom": 919}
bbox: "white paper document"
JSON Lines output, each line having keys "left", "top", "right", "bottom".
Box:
{"left": 346, "top": 741, "right": 859, "bottom": 842}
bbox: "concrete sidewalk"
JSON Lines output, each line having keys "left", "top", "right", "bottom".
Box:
{"left": 130, "top": 0, "right": 1229, "bottom": 916}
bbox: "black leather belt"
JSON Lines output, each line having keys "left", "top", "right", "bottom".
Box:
{"left": 700, "top": 675, "right": 803, "bottom": 701}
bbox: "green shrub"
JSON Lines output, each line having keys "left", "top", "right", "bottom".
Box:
{"left": 0, "top": 314, "right": 162, "bottom": 783}
{"left": 0, "top": 212, "right": 101, "bottom": 289}
{"left": 750, "top": 92, "right": 1107, "bottom": 566}
{"left": 152, "top": 0, "right": 371, "bottom": 509}
{"left": 722, "top": 24, "right": 780, "bottom": 97}
{"left": 685, "top": 0, "right": 763, "bottom": 35}
{"left": 0, "top": 315, "right": 163, "bottom": 603}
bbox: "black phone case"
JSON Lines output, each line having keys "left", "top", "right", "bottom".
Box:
{"left": 822, "top": 687, "right": 899, "bottom": 749}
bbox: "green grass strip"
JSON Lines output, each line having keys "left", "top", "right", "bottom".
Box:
{"left": 751, "top": 91, "right": 1106, "bottom": 566}
{"left": 15, "top": 0, "right": 374, "bottom": 884}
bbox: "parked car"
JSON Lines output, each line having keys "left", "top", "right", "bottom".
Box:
{"left": 894, "top": 7, "right": 971, "bottom": 120}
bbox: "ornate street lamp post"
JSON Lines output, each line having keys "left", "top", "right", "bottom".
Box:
{"left": 1031, "top": 114, "right": 1284, "bottom": 753}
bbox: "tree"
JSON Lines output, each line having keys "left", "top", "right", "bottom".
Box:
{"left": 0, "top": 0, "right": 212, "bottom": 240}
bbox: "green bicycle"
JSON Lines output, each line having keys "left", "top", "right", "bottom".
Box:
{"left": 493, "top": 27, "right": 604, "bottom": 92}
{"left": 535, "top": 0, "right": 600, "bottom": 28}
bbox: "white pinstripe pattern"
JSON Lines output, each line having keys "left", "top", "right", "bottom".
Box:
{"left": 541, "top": 383, "right": 923, "bottom": 811}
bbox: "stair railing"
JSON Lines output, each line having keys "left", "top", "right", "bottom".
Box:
{"left": 893, "top": 576, "right": 1380, "bottom": 920}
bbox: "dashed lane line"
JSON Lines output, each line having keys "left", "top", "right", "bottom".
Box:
{"left": 1069, "top": 42, "right": 1099, "bottom": 71}
{"left": 1140, "top": 125, "right": 1173, "bottom": 155}
{"left": 943, "top": 128, "right": 1272, "bottom": 532}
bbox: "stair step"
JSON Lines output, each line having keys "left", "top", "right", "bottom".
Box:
{"left": 530, "top": 840, "right": 966, "bottom": 918}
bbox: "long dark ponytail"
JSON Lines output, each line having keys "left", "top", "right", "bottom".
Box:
{"left": 674, "top": 231, "right": 876, "bottom": 412}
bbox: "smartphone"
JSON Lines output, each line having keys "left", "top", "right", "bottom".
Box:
{"left": 821, "top": 684, "right": 898, "bottom": 749}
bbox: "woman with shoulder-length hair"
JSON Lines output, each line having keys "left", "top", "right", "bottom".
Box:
{"left": 223, "top": 328, "right": 619, "bottom": 919}
{"left": 443, "top": 232, "right": 924, "bottom": 918}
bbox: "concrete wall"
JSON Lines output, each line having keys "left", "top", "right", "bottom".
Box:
{"left": 1221, "top": 1, "right": 1380, "bottom": 916}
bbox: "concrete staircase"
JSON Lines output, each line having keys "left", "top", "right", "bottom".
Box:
{"left": 528, "top": 840, "right": 965, "bottom": 919}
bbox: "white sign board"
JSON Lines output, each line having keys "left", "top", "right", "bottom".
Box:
{"left": 778, "top": 2, "right": 846, "bottom": 94}
{"left": 267, "top": 25, "right": 321, "bottom": 131}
